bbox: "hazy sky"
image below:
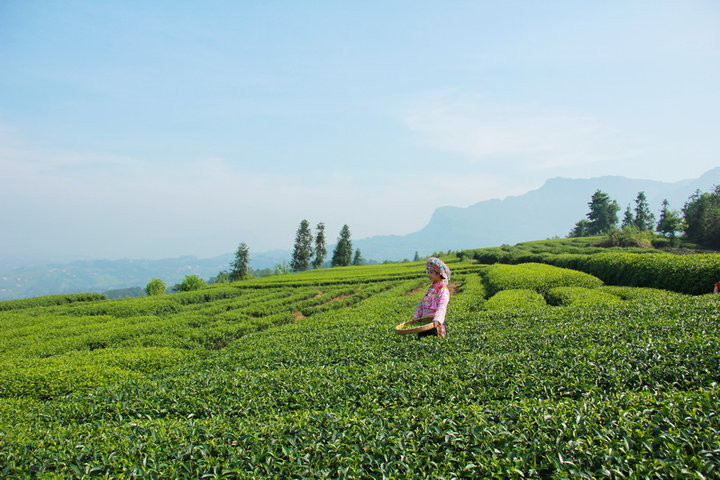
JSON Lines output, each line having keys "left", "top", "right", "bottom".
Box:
{"left": 1, "top": 1, "right": 719, "bottom": 262}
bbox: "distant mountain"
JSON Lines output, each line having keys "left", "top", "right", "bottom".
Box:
{"left": 352, "top": 167, "right": 720, "bottom": 261}
{"left": 2, "top": 168, "right": 718, "bottom": 301}
{"left": 0, "top": 250, "right": 289, "bottom": 301}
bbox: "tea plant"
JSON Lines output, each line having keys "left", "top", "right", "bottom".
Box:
{"left": 1, "top": 258, "right": 718, "bottom": 478}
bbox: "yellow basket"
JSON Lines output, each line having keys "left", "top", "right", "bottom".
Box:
{"left": 395, "top": 315, "right": 436, "bottom": 335}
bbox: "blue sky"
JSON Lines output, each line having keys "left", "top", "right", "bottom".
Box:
{"left": 1, "top": 1, "right": 719, "bottom": 262}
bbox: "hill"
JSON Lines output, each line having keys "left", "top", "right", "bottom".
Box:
{"left": 0, "top": 249, "right": 289, "bottom": 301}
{"left": 1, "top": 248, "right": 719, "bottom": 477}
{"left": 2, "top": 168, "right": 718, "bottom": 300}
{"left": 353, "top": 167, "right": 720, "bottom": 259}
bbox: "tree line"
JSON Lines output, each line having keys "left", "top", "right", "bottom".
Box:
{"left": 569, "top": 186, "right": 720, "bottom": 249}
{"left": 289, "top": 221, "right": 364, "bottom": 271}
{"left": 143, "top": 222, "right": 370, "bottom": 295}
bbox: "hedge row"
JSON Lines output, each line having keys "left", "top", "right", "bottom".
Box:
{"left": 484, "top": 289, "right": 547, "bottom": 310}
{"left": 545, "top": 286, "right": 623, "bottom": 307}
{"left": 3, "top": 270, "right": 718, "bottom": 477}
{"left": 481, "top": 263, "right": 603, "bottom": 297}
{"left": 0, "top": 292, "right": 107, "bottom": 311}
{"left": 470, "top": 248, "right": 720, "bottom": 295}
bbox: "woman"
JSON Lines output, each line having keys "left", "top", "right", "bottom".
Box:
{"left": 412, "top": 257, "right": 451, "bottom": 338}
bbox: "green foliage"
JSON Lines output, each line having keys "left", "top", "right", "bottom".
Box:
{"left": 568, "top": 219, "right": 591, "bottom": 238}
{"left": 0, "top": 292, "right": 106, "bottom": 311}
{"left": 633, "top": 191, "right": 655, "bottom": 231}
{"left": 682, "top": 186, "right": 720, "bottom": 249}
{"left": 145, "top": 278, "right": 166, "bottom": 296}
{"left": 657, "top": 199, "right": 683, "bottom": 239}
{"left": 173, "top": 275, "right": 207, "bottom": 292}
{"left": 352, "top": 248, "right": 364, "bottom": 266}
{"left": 2, "top": 258, "right": 720, "bottom": 477}
{"left": 230, "top": 242, "right": 250, "bottom": 281}
{"left": 291, "top": 220, "right": 313, "bottom": 272}
{"left": 331, "top": 224, "right": 353, "bottom": 267}
{"left": 313, "top": 222, "right": 327, "bottom": 269}
{"left": 273, "top": 262, "right": 291, "bottom": 276}
{"left": 621, "top": 204, "right": 634, "bottom": 228}
{"left": 210, "top": 270, "right": 231, "bottom": 284}
{"left": 597, "top": 225, "right": 655, "bottom": 248}
{"left": 586, "top": 189, "right": 620, "bottom": 235}
{"left": 465, "top": 237, "right": 719, "bottom": 295}
{"left": 482, "top": 263, "right": 603, "bottom": 296}
{"left": 484, "top": 288, "right": 547, "bottom": 310}
{"left": 577, "top": 252, "right": 720, "bottom": 295}
{"left": 545, "top": 286, "right": 623, "bottom": 307}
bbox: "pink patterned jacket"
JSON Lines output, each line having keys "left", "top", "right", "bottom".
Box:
{"left": 412, "top": 281, "right": 450, "bottom": 325}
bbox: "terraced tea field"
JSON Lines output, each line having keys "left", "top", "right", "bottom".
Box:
{"left": 1, "top": 259, "right": 719, "bottom": 478}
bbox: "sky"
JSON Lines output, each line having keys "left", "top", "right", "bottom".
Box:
{"left": 1, "top": 0, "right": 719, "bottom": 263}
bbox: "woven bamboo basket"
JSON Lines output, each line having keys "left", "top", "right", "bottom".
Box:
{"left": 395, "top": 315, "right": 436, "bottom": 335}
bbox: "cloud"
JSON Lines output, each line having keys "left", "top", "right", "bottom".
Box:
{"left": 404, "top": 91, "right": 645, "bottom": 169}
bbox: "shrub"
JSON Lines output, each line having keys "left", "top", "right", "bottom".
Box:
{"left": 484, "top": 289, "right": 547, "bottom": 310}
{"left": 0, "top": 293, "right": 106, "bottom": 311}
{"left": 174, "top": 275, "right": 207, "bottom": 292}
{"left": 545, "top": 286, "right": 623, "bottom": 307}
{"left": 145, "top": 278, "right": 166, "bottom": 296}
{"left": 596, "top": 226, "right": 655, "bottom": 248}
{"left": 482, "top": 263, "right": 603, "bottom": 296}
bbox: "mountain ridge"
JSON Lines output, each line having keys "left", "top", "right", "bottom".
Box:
{"left": 2, "top": 167, "right": 718, "bottom": 300}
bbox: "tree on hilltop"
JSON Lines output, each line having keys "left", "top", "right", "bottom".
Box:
{"left": 331, "top": 224, "right": 353, "bottom": 267}
{"left": 229, "top": 242, "right": 250, "bottom": 281}
{"left": 569, "top": 219, "right": 591, "bottom": 237}
{"left": 174, "top": 275, "right": 206, "bottom": 292}
{"left": 352, "top": 248, "right": 364, "bottom": 266}
{"left": 587, "top": 190, "right": 620, "bottom": 235}
{"left": 145, "top": 278, "right": 166, "bottom": 296}
{"left": 313, "top": 222, "right": 327, "bottom": 269}
{"left": 621, "top": 205, "right": 634, "bottom": 228}
{"left": 657, "top": 199, "right": 682, "bottom": 240}
{"left": 290, "top": 220, "right": 313, "bottom": 272}
{"left": 682, "top": 186, "right": 720, "bottom": 249}
{"left": 633, "top": 191, "right": 655, "bottom": 231}
{"left": 211, "top": 270, "right": 230, "bottom": 284}
{"left": 273, "top": 261, "right": 291, "bottom": 276}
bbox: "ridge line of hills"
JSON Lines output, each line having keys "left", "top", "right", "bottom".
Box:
{"left": 2, "top": 167, "right": 718, "bottom": 300}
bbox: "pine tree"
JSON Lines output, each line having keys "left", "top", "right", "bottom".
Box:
{"left": 656, "top": 199, "right": 682, "bottom": 239}
{"left": 331, "top": 224, "right": 353, "bottom": 267}
{"left": 352, "top": 248, "right": 363, "bottom": 266}
{"left": 413, "top": 251, "right": 420, "bottom": 261}
{"left": 586, "top": 190, "right": 620, "bottom": 235}
{"left": 313, "top": 222, "right": 327, "bottom": 269}
{"left": 229, "top": 242, "right": 250, "bottom": 281}
{"left": 290, "top": 220, "right": 313, "bottom": 272}
{"left": 621, "top": 205, "right": 634, "bottom": 228}
{"left": 633, "top": 191, "right": 655, "bottom": 231}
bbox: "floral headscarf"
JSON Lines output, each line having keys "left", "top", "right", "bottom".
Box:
{"left": 425, "top": 257, "right": 451, "bottom": 281}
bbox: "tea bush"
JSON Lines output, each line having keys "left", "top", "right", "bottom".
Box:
{"left": 484, "top": 289, "right": 547, "bottom": 310}
{"left": 545, "top": 286, "right": 623, "bottom": 307}
{"left": 482, "top": 263, "right": 603, "bottom": 296}
{"left": 1, "top": 259, "right": 719, "bottom": 478}
{"left": 0, "top": 292, "right": 106, "bottom": 311}
{"left": 465, "top": 238, "right": 720, "bottom": 295}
